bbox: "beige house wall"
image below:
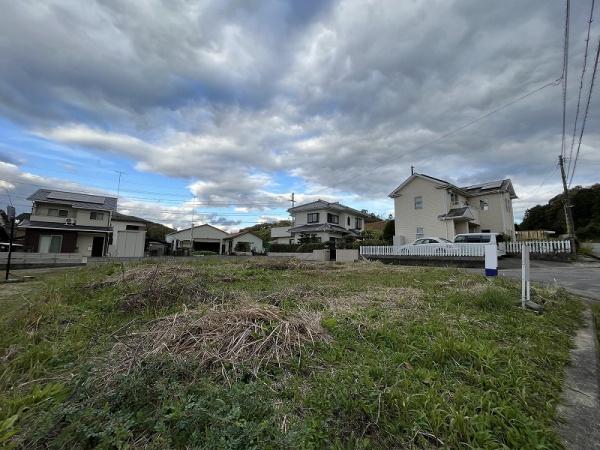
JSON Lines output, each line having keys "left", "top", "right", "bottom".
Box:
{"left": 76, "top": 233, "right": 106, "bottom": 256}
{"left": 292, "top": 209, "right": 365, "bottom": 232}
{"left": 472, "top": 192, "right": 515, "bottom": 237}
{"left": 31, "top": 202, "right": 111, "bottom": 228}
{"left": 393, "top": 177, "right": 455, "bottom": 243}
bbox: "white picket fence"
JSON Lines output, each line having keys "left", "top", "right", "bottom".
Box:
{"left": 360, "top": 240, "right": 572, "bottom": 258}
{"left": 503, "top": 240, "right": 571, "bottom": 254}
{"left": 360, "top": 243, "right": 487, "bottom": 257}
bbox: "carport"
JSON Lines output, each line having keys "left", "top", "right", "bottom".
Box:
{"left": 165, "top": 223, "right": 230, "bottom": 255}
{"left": 193, "top": 240, "right": 221, "bottom": 253}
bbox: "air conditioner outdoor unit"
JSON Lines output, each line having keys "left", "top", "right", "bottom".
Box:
{"left": 65, "top": 218, "right": 76, "bottom": 225}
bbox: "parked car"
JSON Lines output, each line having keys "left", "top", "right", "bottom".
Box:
{"left": 453, "top": 233, "right": 506, "bottom": 256}
{"left": 411, "top": 237, "right": 453, "bottom": 245}
{"left": 403, "top": 237, "right": 455, "bottom": 255}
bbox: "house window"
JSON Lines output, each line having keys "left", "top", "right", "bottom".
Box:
{"left": 307, "top": 212, "right": 319, "bottom": 223}
{"left": 505, "top": 198, "right": 510, "bottom": 211}
{"left": 90, "top": 211, "right": 104, "bottom": 220}
{"left": 416, "top": 227, "right": 424, "bottom": 238}
{"left": 126, "top": 225, "right": 140, "bottom": 230}
{"left": 347, "top": 217, "right": 351, "bottom": 226}
{"left": 48, "top": 208, "right": 68, "bottom": 217}
{"left": 414, "top": 196, "right": 423, "bottom": 209}
{"left": 327, "top": 213, "right": 339, "bottom": 224}
{"left": 450, "top": 192, "right": 459, "bottom": 205}
{"left": 480, "top": 200, "right": 489, "bottom": 211}
{"left": 39, "top": 235, "right": 63, "bottom": 253}
{"left": 355, "top": 218, "right": 363, "bottom": 229}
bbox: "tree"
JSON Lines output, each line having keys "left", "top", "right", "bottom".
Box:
{"left": 382, "top": 220, "right": 395, "bottom": 243}
{"left": 238, "top": 220, "right": 292, "bottom": 243}
{"left": 520, "top": 183, "right": 600, "bottom": 240}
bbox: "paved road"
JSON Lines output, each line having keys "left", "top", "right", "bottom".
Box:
{"left": 497, "top": 259, "right": 600, "bottom": 302}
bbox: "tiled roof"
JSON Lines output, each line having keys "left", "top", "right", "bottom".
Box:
{"left": 27, "top": 189, "right": 118, "bottom": 211}
{"left": 112, "top": 211, "right": 148, "bottom": 223}
{"left": 223, "top": 230, "right": 263, "bottom": 241}
{"left": 441, "top": 207, "right": 470, "bottom": 218}
{"left": 288, "top": 223, "right": 360, "bottom": 235}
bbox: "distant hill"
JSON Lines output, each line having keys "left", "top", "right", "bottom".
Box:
{"left": 145, "top": 221, "right": 176, "bottom": 241}
{"left": 520, "top": 183, "right": 600, "bottom": 241}
{"left": 239, "top": 220, "right": 292, "bottom": 242}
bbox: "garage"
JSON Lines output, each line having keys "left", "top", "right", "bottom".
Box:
{"left": 108, "top": 212, "right": 148, "bottom": 257}
{"left": 165, "top": 223, "right": 230, "bottom": 254}
{"left": 193, "top": 241, "right": 220, "bottom": 252}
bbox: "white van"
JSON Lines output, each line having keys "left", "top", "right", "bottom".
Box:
{"left": 453, "top": 233, "right": 506, "bottom": 256}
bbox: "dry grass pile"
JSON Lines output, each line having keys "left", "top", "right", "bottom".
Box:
{"left": 246, "top": 258, "right": 335, "bottom": 271}
{"left": 88, "top": 264, "right": 197, "bottom": 289}
{"left": 88, "top": 264, "right": 228, "bottom": 311}
{"left": 257, "top": 284, "right": 332, "bottom": 306}
{"left": 103, "top": 304, "right": 330, "bottom": 382}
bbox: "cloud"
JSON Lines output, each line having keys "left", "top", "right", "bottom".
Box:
{"left": 1, "top": 0, "right": 598, "bottom": 223}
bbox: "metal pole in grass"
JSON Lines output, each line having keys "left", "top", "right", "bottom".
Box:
{"left": 520, "top": 245, "right": 541, "bottom": 311}
{"left": 5, "top": 205, "right": 15, "bottom": 281}
{"left": 521, "top": 245, "right": 528, "bottom": 309}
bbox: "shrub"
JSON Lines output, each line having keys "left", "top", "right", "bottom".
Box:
{"left": 382, "top": 220, "right": 395, "bottom": 243}
{"left": 296, "top": 242, "right": 326, "bottom": 253}
{"left": 268, "top": 243, "right": 299, "bottom": 253}
{"left": 234, "top": 242, "right": 251, "bottom": 252}
{"left": 192, "top": 250, "right": 217, "bottom": 256}
{"left": 576, "top": 220, "right": 600, "bottom": 241}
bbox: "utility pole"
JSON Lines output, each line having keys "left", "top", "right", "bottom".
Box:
{"left": 190, "top": 209, "right": 194, "bottom": 254}
{"left": 289, "top": 192, "right": 295, "bottom": 227}
{"left": 558, "top": 155, "right": 576, "bottom": 253}
{"left": 114, "top": 170, "right": 123, "bottom": 198}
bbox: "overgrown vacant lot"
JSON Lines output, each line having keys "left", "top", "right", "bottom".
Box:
{"left": 0, "top": 259, "right": 582, "bottom": 449}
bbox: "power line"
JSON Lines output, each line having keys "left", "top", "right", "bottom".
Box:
{"left": 560, "top": 0, "right": 571, "bottom": 159}
{"left": 569, "top": 37, "right": 600, "bottom": 187}
{"left": 530, "top": 163, "right": 559, "bottom": 197}
{"left": 568, "top": 0, "right": 595, "bottom": 174}
{"left": 327, "top": 76, "right": 561, "bottom": 190}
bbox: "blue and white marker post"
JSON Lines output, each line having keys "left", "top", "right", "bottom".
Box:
{"left": 484, "top": 244, "right": 498, "bottom": 277}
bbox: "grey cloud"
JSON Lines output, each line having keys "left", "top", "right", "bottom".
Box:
{"left": 1, "top": 0, "right": 599, "bottom": 221}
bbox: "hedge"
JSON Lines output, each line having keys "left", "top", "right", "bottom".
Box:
{"left": 269, "top": 243, "right": 300, "bottom": 253}
{"left": 296, "top": 242, "right": 326, "bottom": 252}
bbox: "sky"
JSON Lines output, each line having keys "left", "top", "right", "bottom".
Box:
{"left": 1, "top": 0, "right": 599, "bottom": 231}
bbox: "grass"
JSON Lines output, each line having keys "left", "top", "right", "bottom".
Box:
{"left": 0, "top": 258, "right": 583, "bottom": 449}
{"left": 593, "top": 304, "right": 600, "bottom": 358}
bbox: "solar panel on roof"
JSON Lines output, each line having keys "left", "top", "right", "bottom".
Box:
{"left": 480, "top": 181, "right": 503, "bottom": 189}
{"left": 47, "top": 191, "right": 106, "bottom": 204}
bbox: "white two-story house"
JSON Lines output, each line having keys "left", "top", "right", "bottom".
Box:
{"left": 271, "top": 200, "right": 370, "bottom": 244}
{"left": 389, "top": 173, "right": 517, "bottom": 245}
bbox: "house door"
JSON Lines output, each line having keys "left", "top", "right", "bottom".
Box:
{"left": 91, "top": 236, "right": 104, "bottom": 257}
{"left": 39, "top": 235, "right": 63, "bottom": 253}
